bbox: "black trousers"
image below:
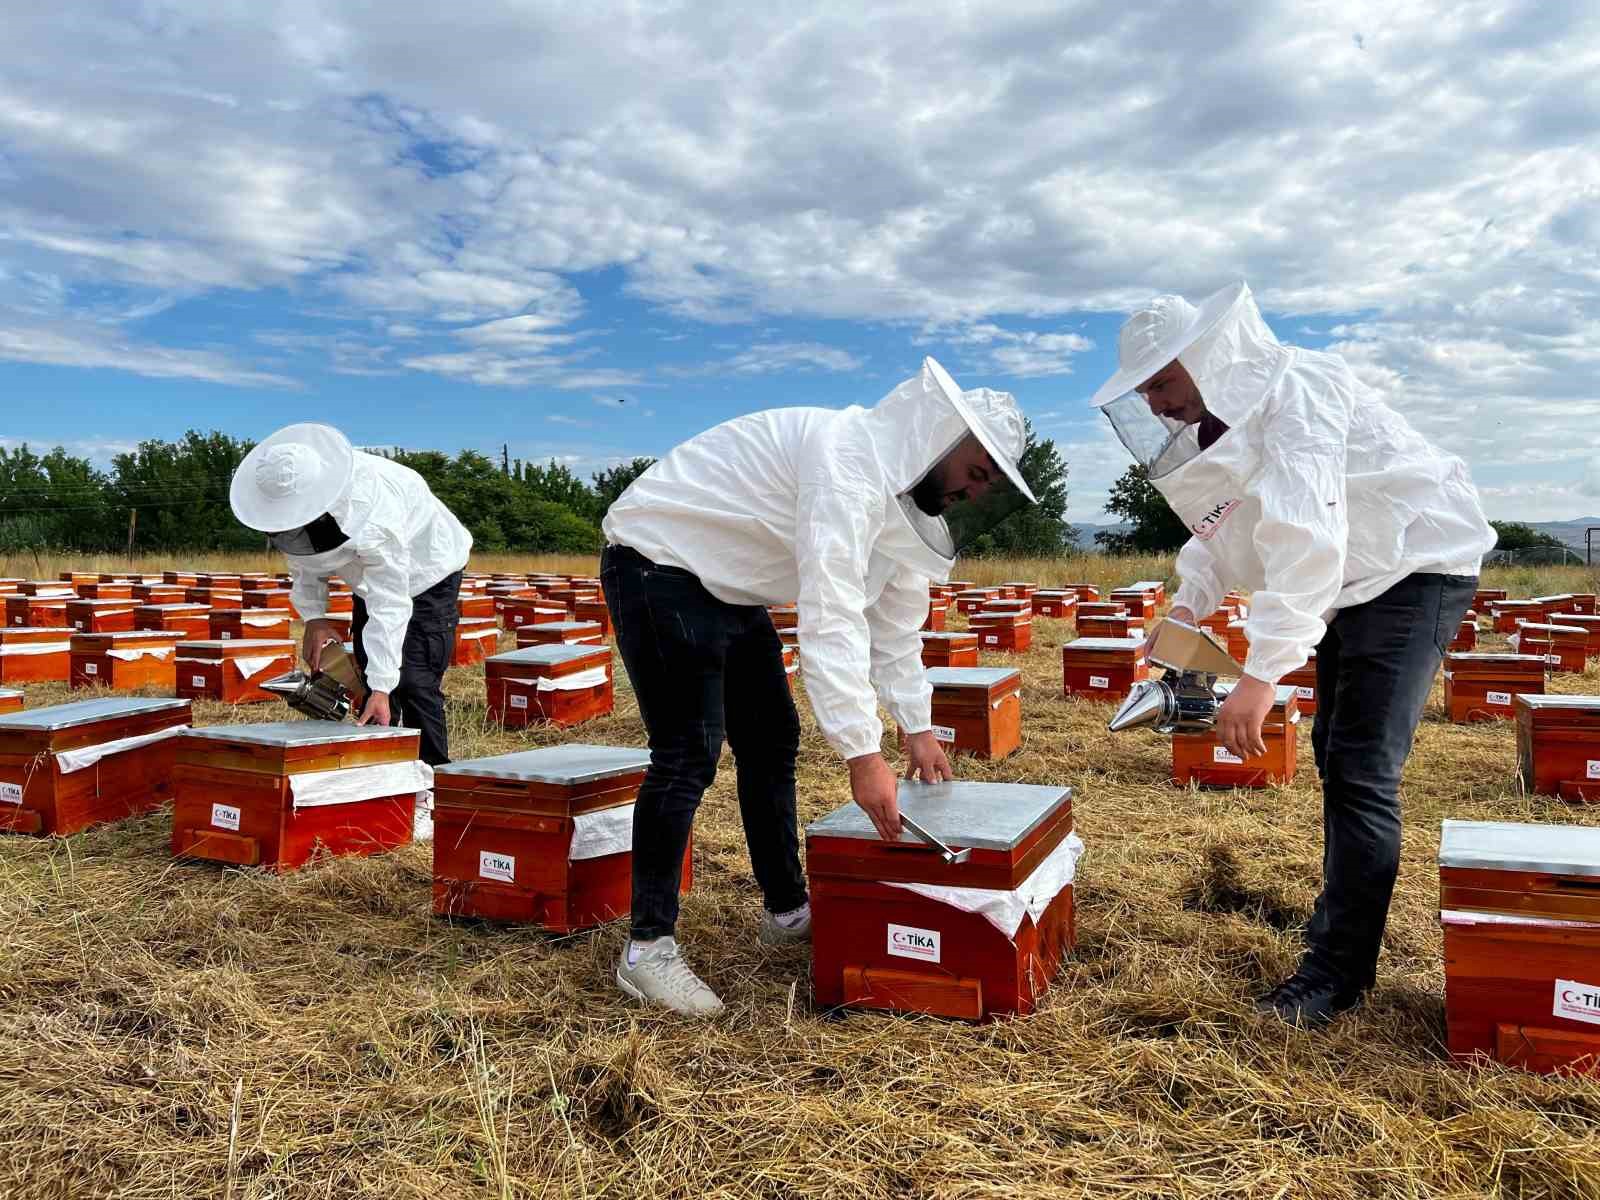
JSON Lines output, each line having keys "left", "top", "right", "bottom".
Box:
{"left": 601, "top": 544, "right": 808, "bottom": 941}
{"left": 1305, "top": 571, "right": 1477, "bottom": 989}
{"left": 352, "top": 569, "right": 462, "bottom": 766}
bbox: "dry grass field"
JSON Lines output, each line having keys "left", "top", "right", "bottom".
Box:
{"left": 3, "top": 552, "right": 1600, "bottom": 1199}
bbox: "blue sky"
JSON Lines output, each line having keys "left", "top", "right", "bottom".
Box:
{"left": 3, "top": 3, "right": 1598, "bottom": 523}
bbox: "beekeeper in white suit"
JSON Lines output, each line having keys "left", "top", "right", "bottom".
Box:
{"left": 1092, "top": 281, "right": 1494, "bottom": 1027}
{"left": 230, "top": 423, "right": 473, "bottom": 766}
{"left": 601, "top": 357, "right": 1035, "bottom": 1016}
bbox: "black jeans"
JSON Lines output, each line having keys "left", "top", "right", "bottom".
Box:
{"left": 352, "top": 569, "right": 462, "bottom": 766}
{"left": 601, "top": 544, "right": 808, "bottom": 941}
{"left": 1306, "top": 571, "right": 1477, "bottom": 989}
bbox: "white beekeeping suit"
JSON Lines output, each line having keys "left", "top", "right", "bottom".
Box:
{"left": 1092, "top": 282, "right": 1494, "bottom": 685}
{"left": 230, "top": 424, "right": 474, "bottom": 694}
{"left": 604, "top": 358, "right": 1036, "bottom": 759}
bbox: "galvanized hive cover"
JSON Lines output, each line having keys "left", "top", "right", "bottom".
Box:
{"left": 921, "top": 632, "right": 978, "bottom": 642}
{"left": 0, "top": 697, "right": 190, "bottom": 730}
{"left": 178, "top": 721, "right": 417, "bottom": 747}
{"left": 808, "top": 780, "right": 1071, "bottom": 852}
{"left": 177, "top": 639, "right": 295, "bottom": 650}
{"left": 436, "top": 744, "right": 651, "bottom": 786}
{"left": 1517, "top": 695, "right": 1600, "bottom": 710}
{"left": 1063, "top": 637, "right": 1144, "bottom": 651}
{"left": 489, "top": 644, "right": 605, "bottom": 667}
{"left": 1439, "top": 819, "right": 1600, "bottom": 877}
{"left": 925, "top": 667, "right": 1021, "bottom": 688}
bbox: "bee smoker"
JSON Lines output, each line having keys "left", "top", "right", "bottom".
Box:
{"left": 1107, "top": 619, "right": 1242, "bottom": 734}
{"left": 262, "top": 639, "right": 368, "bottom": 721}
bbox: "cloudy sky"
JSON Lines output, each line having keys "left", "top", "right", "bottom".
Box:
{"left": 3, "top": 1, "right": 1597, "bottom": 523}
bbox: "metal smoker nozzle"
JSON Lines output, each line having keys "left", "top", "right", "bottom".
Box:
{"left": 1107, "top": 618, "right": 1242, "bottom": 735}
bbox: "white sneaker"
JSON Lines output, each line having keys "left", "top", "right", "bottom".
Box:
{"left": 759, "top": 903, "right": 812, "bottom": 945}
{"left": 615, "top": 938, "right": 724, "bottom": 1017}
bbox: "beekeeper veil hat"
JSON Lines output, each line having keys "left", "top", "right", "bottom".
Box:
{"left": 230, "top": 423, "right": 355, "bottom": 539}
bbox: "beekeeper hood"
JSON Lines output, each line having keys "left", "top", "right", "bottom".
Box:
{"left": 865, "top": 357, "right": 1037, "bottom": 562}
{"left": 1090, "top": 282, "right": 1287, "bottom": 478}
{"left": 230, "top": 423, "right": 358, "bottom": 554}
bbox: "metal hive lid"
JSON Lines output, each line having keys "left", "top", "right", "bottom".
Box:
{"left": 178, "top": 721, "right": 417, "bottom": 747}
{"left": 1516, "top": 694, "right": 1600, "bottom": 710}
{"left": 435, "top": 744, "right": 651, "bottom": 785}
{"left": 488, "top": 644, "right": 606, "bottom": 666}
{"left": 0, "top": 697, "right": 190, "bottom": 731}
{"left": 807, "top": 780, "right": 1072, "bottom": 851}
{"left": 925, "top": 666, "right": 1021, "bottom": 688}
{"left": 1063, "top": 637, "right": 1144, "bottom": 651}
{"left": 175, "top": 639, "right": 295, "bottom": 650}
{"left": 1439, "top": 819, "right": 1600, "bottom": 877}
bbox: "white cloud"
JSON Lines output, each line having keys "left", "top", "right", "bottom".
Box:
{"left": 0, "top": 322, "right": 295, "bottom": 388}
{"left": 669, "top": 341, "right": 864, "bottom": 377}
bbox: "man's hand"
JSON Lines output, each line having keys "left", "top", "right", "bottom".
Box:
{"left": 1142, "top": 605, "right": 1195, "bottom": 659}
{"left": 848, "top": 752, "right": 901, "bottom": 841}
{"left": 356, "top": 690, "right": 392, "bottom": 727}
{"left": 301, "top": 619, "right": 343, "bottom": 672}
{"left": 1215, "top": 674, "right": 1273, "bottom": 760}
{"left": 903, "top": 730, "right": 953, "bottom": 784}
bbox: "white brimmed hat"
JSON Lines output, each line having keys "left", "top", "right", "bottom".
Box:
{"left": 230, "top": 423, "right": 355, "bottom": 532}
{"left": 924, "top": 357, "right": 1037, "bottom": 503}
{"left": 1089, "top": 282, "right": 1247, "bottom": 409}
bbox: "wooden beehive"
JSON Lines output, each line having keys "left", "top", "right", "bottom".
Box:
{"left": 1062, "top": 584, "right": 1102, "bottom": 602}
{"left": 69, "top": 631, "right": 183, "bottom": 691}
{"left": 1473, "top": 587, "right": 1508, "bottom": 610}
{"left": 458, "top": 593, "right": 495, "bottom": 620}
{"left": 1062, "top": 637, "right": 1149, "bottom": 702}
{"left": 72, "top": 582, "right": 133, "bottom": 600}
{"left": 969, "top": 610, "right": 1033, "bottom": 653}
{"left": 1440, "top": 819, "right": 1600, "bottom": 1075}
{"left": 1224, "top": 620, "right": 1250, "bottom": 664}
{"left": 921, "top": 632, "right": 979, "bottom": 669}
{"left": 162, "top": 571, "right": 199, "bottom": 588}
{"left": 808, "top": 780, "right": 1079, "bottom": 1021}
{"left": 452, "top": 617, "right": 501, "bottom": 667}
{"left": 921, "top": 600, "right": 948, "bottom": 633}
{"left": 185, "top": 587, "right": 243, "bottom": 611}
{"left": 0, "top": 627, "right": 71, "bottom": 684}
{"left": 1172, "top": 685, "right": 1301, "bottom": 788}
{"left": 171, "top": 721, "right": 422, "bottom": 870}
{"left": 1450, "top": 614, "right": 1478, "bottom": 653}
{"left": 768, "top": 604, "right": 799, "bottom": 631}
{"left": 1280, "top": 652, "right": 1318, "bottom": 716}
{"left": 174, "top": 639, "right": 297, "bottom": 705}
{"left": 1442, "top": 652, "right": 1546, "bottom": 723}
{"left": 132, "top": 584, "right": 186, "bottom": 605}
{"left": 1515, "top": 695, "right": 1600, "bottom": 801}
{"left": 1491, "top": 599, "right": 1545, "bottom": 634}
{"left": 1031, "top": 590, "right": 1077, "bottom": 619}
{"left": 954, "top": 589, "right": 1001, "bottom": 615}
{"left": 210, "top": 609, "right": 293, "bottom": 642}
{"left": 1557, "top": 614, "right": 1600, "bottom": 659}
{"left": 1075, "top": 601, "right": 1127, "bottom": 621}
{"left": 7, "top": 595, "right": 68, "bottom": 629}
{"left": 1509, "top": 622, "right": 1589, "bottom": 674}
{"left": 501, "top": 596, "right": 566, "bottom": 632}
{"left": 515, "top": 621, "right": 605, "bottom": 648}
{"left": 1078, "top": 613, "right": 1142, "bottom": 640}
{"left": 574, "top": 598, "right": 611, "bottom": 635}
{"left": 0, "top": 697, "right": 191, "bottom": 835}
{"left": 485, "top": 644, "right": 613, "bottom": 729}
{"left": 909, "top": 667, "right": 1022, "bottom": 760}
{"left": 0, "top": 689, "right": 19, "bottom": 715}
{"left": 65, "top": 598, "right": 138, "bottom": 634}
{"left": 1002, "top": 582, "right": 1037, "bottom": 601}
{"left": 241, "top": 589, "right": 293, "bottom": 612}
{"left": 432, "top": 744, "right": 692, "bottom": 930}
{"left": 1109, "top": 588, "right": 1156, "bottom": 621}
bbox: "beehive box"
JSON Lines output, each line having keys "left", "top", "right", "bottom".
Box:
{"left": 195, "top": 573, "right": 241, "bottom": 590}
{"left": 515, "top": 621, "right": 605, "bottom": 648}
{"left": 783, "top": 645, "right": 799, "bottom": 691}
{"left": 1075, "top": 601, "right": 1127, "bottom": 622}
{"left": 210, "top": 609, "right": 293, "bottom": 642}
{"left": 1442, "top": 653, "right": 1547, "bottom": 723}
{"left": 969, "top": 611, "right": 1033, "bottom": 653}
{"left": 69, "top": 630, "right": 183, "bottom": 691}
{"left": 432, "top": 744, "right": 692, "bottom": 930}
{"left": 1490, "top": 599, "right": 1545, "bottom": 634}
{"left": 1109, "top": 588, "right": 1157, "bottom": 621}
{"left": 71, "top": 582, "right": 133, "bottom": 600}
{"left": 0, "top": 627, "right": 72, "bottom": 684}
{"left": 1031, "top": 590, "right": 1077, "bottom": 619}
{"left": 501, "top": 596, "right": 566, "bottom": 632}
{"left": 171, "top": 722, "right": 423, "bottom": 871}
{"left": 241, "top": 589, "right": 293, "bottom": 612}
{"left": 175, "top": 639, "right": 297, "bottom": 705}
{"left": 132, "top": 584, "right": 186, "bottom": 605}
{"left": 808, "top": 780, "right": 1080, "bottom": 1021}
{"left": 1473, "top": 587, "right": 1508, "bottom": 610}
{"left": 1130, "top": 580, "right": 1168, "bottom": 605}
{"left": 1001, "top": 583, "right": 1037, "bottom": 601}
{"left": 1533, "top": 594, "right": 1586, "bottom": 618}
{"left": 1078, "top": 613, "right": 1142, "bottom": 640}
{"left": 768, "top": 604, "right": 799, "bottom": 631}
{"left": 1558, "top": 614, "right": 1600, "bottom": 658}
{"left": 1224, "top": 620, "right": 1251, "bottom": 664}
{"left": 485, "top": 644, "right": 614, "bottom": 729}
{"left": 7, "top": 595, "right": 69, "bottom": 629}
{"left": 1440, "top": 820, "right": 1600, "bottom": 1075}
{"left": 1280, "top": 651, "right": 1319, "bottom": 716}
{"left": 922, "top": 601, "right": 948, "bottom": 633}
{"left": 1508, "top": 622, "right": 1589, "bottom": 674}
{"left": 185, "top": 587, "right": 242, "bottom": 611}
{"left": 575, "top": 598, "right": 611, "bottom": 635}
{"left": 453, "top": 617, "right": 501, "bottom": 667}
{"left": 0, "top": 697, "right": 191, "bottom": 835}
{"left": 1062, "top": 637, "right": 1150, "bottom": 702}
{"left": 21, "top": 581, "right": 75, "bottom": 597}
{"left": 1062, "top": 584, "right": 1102, "bottom": 602}
{"left": 1172, "top": 685, "right": 1301, "bottom": 788}
{"left": 954, "top": 589, "right": 1001, "bottom": 615}
{"left": 909, "top": 667, "right": 1022, "bottom": 760}
{"left": 64, "top": 598, "right": 138, "bottom": 635}
{"left": 459, "top": 593, "right": 495, "bottom": 620}
{"left": 921, "top": 632, "right": 979, "bottom": 669}
{"left": 1515, "top": 695, "right": 1600, "bottom": 801}
{"left": 1450, "top": 615, "right": 1478, "bottom": 653}
{"left": 162, "top": 571, "right": 200, "bottom": 588}
{"left": 0, "top": 689, "right": 20, "bottom": 715}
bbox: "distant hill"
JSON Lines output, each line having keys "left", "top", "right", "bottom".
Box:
{"left": 1519, "top": 517, "right": 1600, "bottom": 553}
{"left": 1070, "top": 521, "right": 1131, "bottom": 549}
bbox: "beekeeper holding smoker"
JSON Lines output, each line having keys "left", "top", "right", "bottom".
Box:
{"left": 1093, "top": 282, "right": 1494, "bottom": 1026}
{"left": 230, "top": 423, "right": 473, "bottom": 766}
{"left": 602, "top": 358, "right": 1036, "bottom": 1016}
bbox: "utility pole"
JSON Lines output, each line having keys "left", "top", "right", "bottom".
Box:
{"left": 502, "top": 444, "right": 510, "bottom": 476}
{"left": 126, "top": 508, "right": 138, "bottom": 562}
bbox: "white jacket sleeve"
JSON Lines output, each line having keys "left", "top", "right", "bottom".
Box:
{"left": 865, "top": 572, "right": 934, "bottom": 735}
{"left": 1170, "top": 536, "right": 1226, "bottom": 620}
{"left": 1242, "top": 441, "right": 1348, "bottom": 685}
{"left": 794, "top": 484, "right": 888, "bottom": 760}
{"left": 351, "top": 532, "right": 415, "bottom": 695}
{"left": 288, "top": 559, "right": 330, "bottom": 623}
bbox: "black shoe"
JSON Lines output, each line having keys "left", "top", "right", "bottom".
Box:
{"left": 1254, "top": 969, "right": 1364, "bottom": 1027}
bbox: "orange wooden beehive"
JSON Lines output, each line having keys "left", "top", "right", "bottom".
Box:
{"left": 185, "top": 587, "right": 242, "bottom": 611}
{"left": 1075, "top": 601, "right": 1127, "bottom": 622}
{"left": 171, "top": 721, "right": 423, "bottom": 871}
{"left": 808, "top": 780, "right": 1080, "bottom": 1021}
{"left": 1534, "top": 594, "right": 1585, "bottom": 618}
{"left": 1473, "top": 587, "right": 1508, "bottom": 611}
{"left": 241, "top": 589, "right": 293, "bottom": 612}
{"left": 1442, "top": 652, "right": 1546, "bottom": 723}
{"left": 574, "top": 597, "right": 611, "bottom": 635}
{"left": 921, "top": 600, "right": 948, "bottom": 633}
{"left": 1002, "top": 582, "right": 1038, "bottom": 601}
{"left": 1508, "top": 622, "right": 1589, "bottom": 675}
{"left": 954, "top": 588, "right": 1001, "bottom": 615}
{"left": 7, "top": 595, "right": 69, "bottom": 629}
{"left": 782, "top": 644, "right": 799, "bottom": 691}
{"left": 1062, "top": 637, "right": 1149, "bottom": 702}
{"left": 175, "top": 639, "right": 297, "bottom": 705}
{"left": 72, "top": 581, "right": 133, "bottom": 600}
{"left": 0, "top": 697, "right": 191, "bottom": 836}
{"left": 515, "top": 620, "right": 605, "bottom": 648}
{"left": 1109, "top": 588, "right": 1157, "bottom": 621}
{"left": 1557, "top": 614, "right": 1600, "bottom": 658}
{"left": 1449, "top": 614, "right": 1478, "bottom": 653}
{"left": 1440, "top": 820, "right": 1600, "bottom": 1076}
{"left": 1515, "top": 695, "right": 1600, "bottom": 802}
{"left": 921, "top": 632, "right": 979, "bottom": 668}
{"left": 909, "top": 667, "right": 1022, "bottom": 760}
{"left": 195, "top": 573, "right": 241, "bottom": 590}
{"left": 501, "top": 596, "right": 566, "bottom": 632}
{"left": 485, "top": 644, "right": 614, "bottom": 729}
{"left": 452, "top": 617, "right": 501, "bottom": 667}
{"left": 458, "top": 593, "right": 495, "bottom": 620}
{"left": 1078, "top": 613, "right": 1142, "bottom": 640}
{"left": 69, "top": 630, "right": 183, "bottom": 691}
{"left": 65, "top": 598, "right": 138, "bottom": 635}
{"left": 1031, "top": 590, "right": 1077, "bottom": 619}
{"left": 969, "top": 609, "right": 1033, "bottom": 653}
{"left": 0, "top": 689, "right": 19, "bottom": 715}
{"left": 1491, "top": 599, "right": 1545, "bottom": 634}
{"left": 132, "top": 584, "right": 186, "bottom": 605}
{"left": 162, "top": 571, "right": 199, "bottom": 588}
{"left": 1280, "top": 651, "right": 1318, "bottom": 716}
{"left": 1062, "top": 584, "right": 1101, "bottom": 602}
{"left": 210, "top": 609, "right": 293, "bottom": 642}
{"left": 1172, "top": 685, "right": 1301, "bottom": 788}
{"left": 0, "top": 627, "right": 72, "bottom": 684}
{"left": 432, "top": 744, "right": 692, "bottom": 930}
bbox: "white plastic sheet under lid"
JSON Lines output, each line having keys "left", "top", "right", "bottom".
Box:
{"left": 1439, "top": 818, "right": 1600, "bottom": 877}
{"left": 925, "top": 667, "right": 1021, "bottom": 689}
{"left": 460, "top": 626, "right": 499, "bottom": 640}
{"left": 288, "top": 759, "right": 433, "bottom": 809}
{"left": 1062, "top": 637, "right": 1145, "bottom": 652}
{"left": 0, "top": 696, "right": 189, "bottom": 732}
{"left": 885, "top": 831, "right": 1085, "bottom": 939}
{"left": 571, "top": 803, "right": 634, "bottom": 861}
{"left": 55, "top": 726, "right": 187, "bottom": 774}
{"left": 435, "top": 744, "right": 649, "bottom": 786}
{"left": 238, "top": 613, "right": 289, "bottom": 627}
{"left": 488, "top": 644, "right": 605, "bottom": 668}
{"left": 538, "top": 667, "right": 608, "bottom": 691}
{"left": 0, "top": 641, "right": 71, "bottom": 656}
{"left": 106, "top": 646, "right": 176, "bottom": 662}
{"left": 1441, "top": 907, "right": 1600, "bottom": 930}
